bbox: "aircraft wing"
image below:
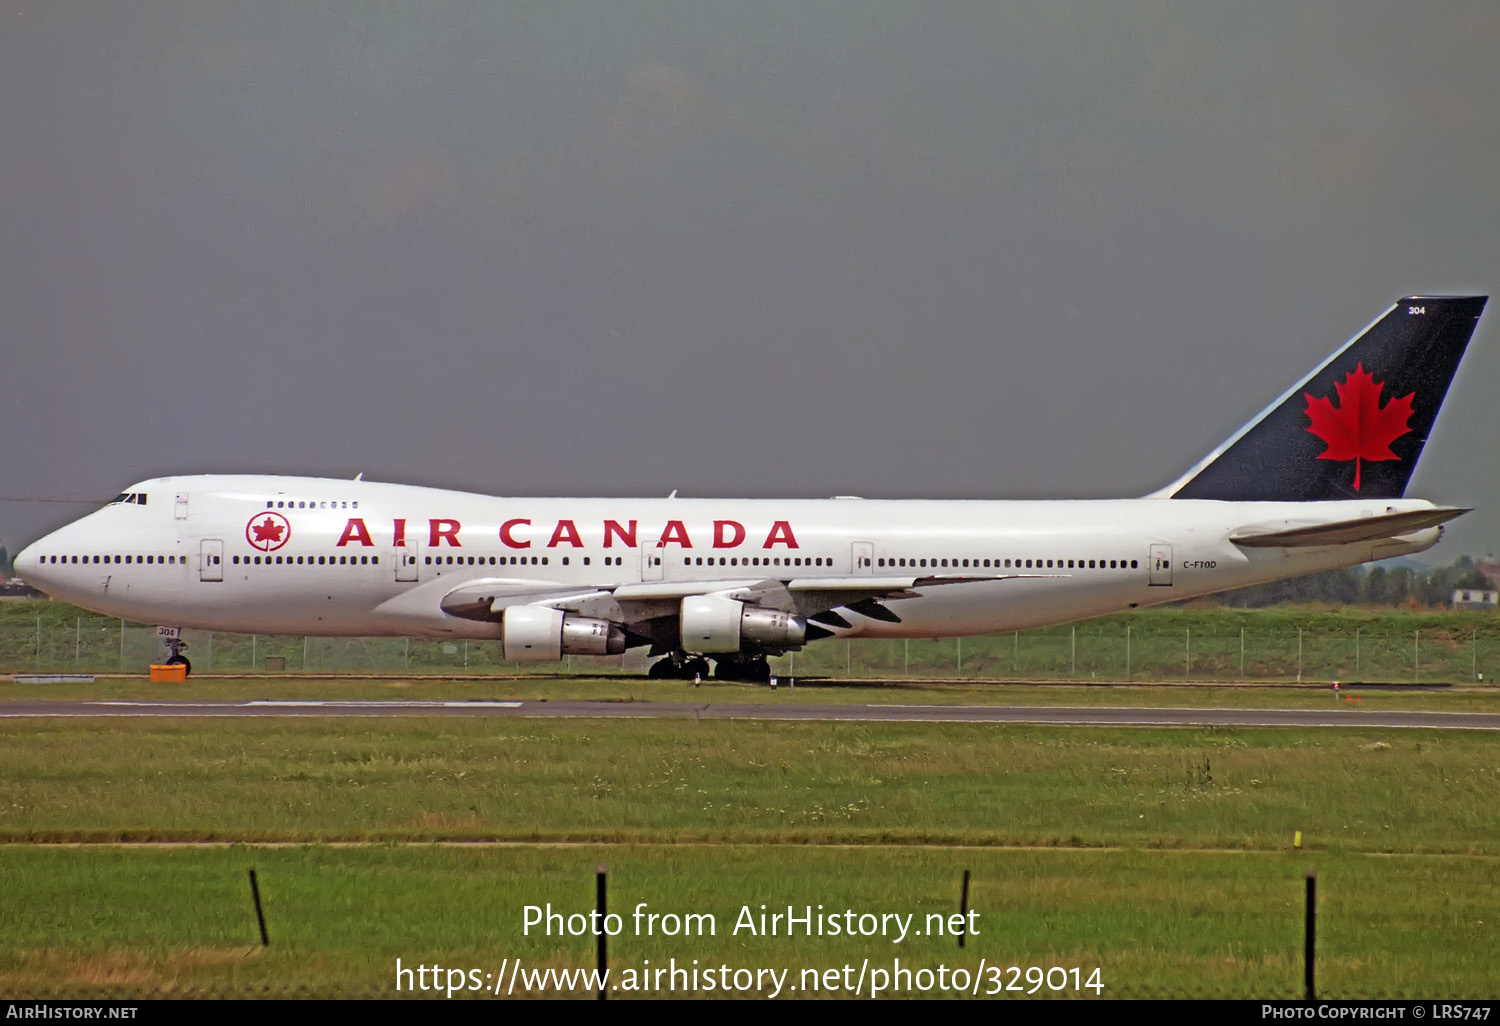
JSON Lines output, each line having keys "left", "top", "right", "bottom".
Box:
{"left": 1228, "top": 507, "right": 1470, "bottom": 548}
{"left": 438, "top": 572, "right": 1062, "bottom": 627}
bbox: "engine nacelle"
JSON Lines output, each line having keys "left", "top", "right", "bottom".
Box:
{"left": 503, "top": 605, "right": 627, "bottom": 662}
{"left": 679, "top": 596, "right": 807, "bottom": 654}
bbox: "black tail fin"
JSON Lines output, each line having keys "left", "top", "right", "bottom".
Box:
{"left": 1165, "top": 295, "right": 1487, "bottom": 501}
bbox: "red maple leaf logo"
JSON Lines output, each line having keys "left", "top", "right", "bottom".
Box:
{"left": 246, "top": 513, "right": 291, "bottom": 551}
{"left": 1303, "top": 363, "right": 1415, "bottom": 491}
{"left": 251, "top": 517, "right": 285, "bottom": 544}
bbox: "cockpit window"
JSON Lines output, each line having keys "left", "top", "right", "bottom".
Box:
{"left": 107, "top": 492, "right": 149, "bottom": 507}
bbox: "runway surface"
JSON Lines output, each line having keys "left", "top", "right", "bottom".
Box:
{"left": 1, "top": 699, "right": 1498, "bottom": 729}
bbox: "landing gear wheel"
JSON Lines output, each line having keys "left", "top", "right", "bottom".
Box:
{"left": 649, "top": 653, "right": 703, "bottom": 680}
{"left": 162, "top": 636, "right": 191, "bottom": 677}
{"left": 713, "top": 656, "right": 771, "bottom": 683}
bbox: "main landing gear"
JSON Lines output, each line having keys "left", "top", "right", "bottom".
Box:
{"left": 647, "top": 651, "right": 773, "bottom": 683}
{"left": 648, "top": 652, "right": 711, "bottom": 681}
{"left": 711, "top": 654, "right": 772, "bottom": 684}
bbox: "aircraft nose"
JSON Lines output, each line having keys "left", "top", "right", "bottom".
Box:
{"left": 13, "top": 542, "right": 39, "bottom": 583}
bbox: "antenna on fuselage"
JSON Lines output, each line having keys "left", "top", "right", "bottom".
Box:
{"left": 354, "top": 473, "right": 364, "bottom": 481}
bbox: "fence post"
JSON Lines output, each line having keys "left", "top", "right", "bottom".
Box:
{"left": 1355, "top": 628, "right": 1360, "bottom": 676}
{"left": 904, "top": 639, "right": 909, "bottom": 676}
{"left": 249, "top": 868, "right": 270, "bottom": 947}
{"left": 1414, "top": 629, "right": 1419, "bottom": 684}
{"left": 35, "top": 615, "right": 41, "bottom": 669}
{"left": 596, "top": 864, "right": 609, "bottom": 1001}
{"left": 1013, "top": 631, "right": 1019, "bottom": 675}
{"left": 956, "top": 637, "right": 962, "bottom": 675}
{"left": 1473, "top": 628, "right": 1478, "bottom": 682}
{"left": 1240, "top": 627, "right": 1245, "bottom": 677}
{"left": 1125, "top": 625, "right": 1131, "bottom": 682}
{"left": 75, "top": 616, "right": 81, "bottom": 668}
{"left": 1304, "top": 868, "right": 1317, "bottom": 1001}
{"left": 303, "top": 636, "right": 309, "bottom": 672}
{"left": 120, "top": 620, "right": 125, "bottom": 671}
{"left": 1297, "top": 628, "right": 1303, "bottom": 682}
{"left": 207, "top": 633, "right": 213, "bottom": 672}
{"left": 958, "top": 869, "right": 971, "bottom": 949}
{"left": 1185, "top": 627, "right": 1191, "bottom": 678}
{"left": 404, "top": 637, "right": 410, "bottom": 672}
{"left": 845, "top": 639, "right": 851, "bottom": 676}
{"left": 1071, "top": 626, "right": 1076, "bottom": 678}
{"left": 252, "top": 634, "right": 257, "bottom": 671}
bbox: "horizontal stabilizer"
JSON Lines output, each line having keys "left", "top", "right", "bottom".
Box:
{"left": 1229, "top": 507, "right": 1470, "bottom": 548}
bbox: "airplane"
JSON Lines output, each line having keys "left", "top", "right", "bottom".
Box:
{"left": 12, "top": 294, "right": 1488, "bottom": 682}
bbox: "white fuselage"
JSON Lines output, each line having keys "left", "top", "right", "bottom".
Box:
{"left": 15, "top": 474, "right": 1443, "bottom": 642}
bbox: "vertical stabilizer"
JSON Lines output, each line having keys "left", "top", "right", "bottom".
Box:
{"left": 1163, "top": 296, "right": 1486, "bottom": 501}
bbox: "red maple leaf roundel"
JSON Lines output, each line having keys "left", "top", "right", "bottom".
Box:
{"left": 1303, "top": 362, "right": 1415, "bottom": 491}
{"left": 246, "top": 512, "right": 291, "bottom": 552}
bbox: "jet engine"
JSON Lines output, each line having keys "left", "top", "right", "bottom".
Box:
{"left": 503, "top": 605, "right": 627, "bottom": 662}
{"left": 679, "top": 595, "right": 807, "bottom": 653}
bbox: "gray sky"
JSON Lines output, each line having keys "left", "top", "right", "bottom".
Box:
{"left": 4, "top": 2, "right": 1498, "bottom": 558}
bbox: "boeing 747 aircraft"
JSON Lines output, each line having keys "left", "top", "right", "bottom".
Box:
{"left": 13, "top": 295, "right": 1488, "bottom": 681}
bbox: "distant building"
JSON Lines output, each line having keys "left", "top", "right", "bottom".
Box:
{"left": 1452, "top": 588, "right": 1499, "bottom": 610}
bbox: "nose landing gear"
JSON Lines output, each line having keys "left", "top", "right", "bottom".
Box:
{"left": 161, "top": 632, "right": 192, "bottom": 677}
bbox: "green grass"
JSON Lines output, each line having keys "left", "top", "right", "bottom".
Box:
{"left": 1, "top": 845, "right": 1494, "bottom": 998}
{"left": 5, "top": 716, "right": 1498, "bottom": 998}
{"left": 7, "top": 597, "right": 1500, "bottom": 684}
{"left": 3, "top": 719, "right": 1497, "bottom": 853}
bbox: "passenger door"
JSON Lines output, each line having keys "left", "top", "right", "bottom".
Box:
{"left": 1149, "top": 544, "right": 1173, "bottom": 587}
{"left": 200, "top": 539, "right": 223, "bottom": 582}
{"left": 641, "top": 545, "right": 664, "bottom": 582}
{"left": 851, "top": 541, "right": 874, "bottom": 574}
{"left": 395, "top": 537, "right": 419, "bottom": 582}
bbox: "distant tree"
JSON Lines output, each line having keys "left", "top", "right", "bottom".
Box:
{"left": 0, "top": 545, "right": 10, "bottom": 578}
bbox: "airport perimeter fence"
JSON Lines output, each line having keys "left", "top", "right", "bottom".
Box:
{"left": 6, "top": 607, "right": 1500, "bottom": 684}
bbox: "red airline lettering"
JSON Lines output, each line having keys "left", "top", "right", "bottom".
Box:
{"left": 713, "top": 520, "right": 746, "bottom": 548}
{"left": 603, "top": 519, "right": 637, "bottom": 548}
{"left": 429, "top": 519, "right": 462, "bottom": 547}
{"left": 499, "top": 519, "right": 532, "bottom": 549}
{"left": 763, "top": 521, "right": 799, "bottom": 548}
{"left": 548, "top": 520, "right": 584, "bottom": 548}
{"left": 336, "top": 518, "right": 374, "bottom": 548}
{"left": 392, "top": 518, "right": 407, "bottom": 547}
{"left": 656, "top": 520, "right": 692, "bottom": 548}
